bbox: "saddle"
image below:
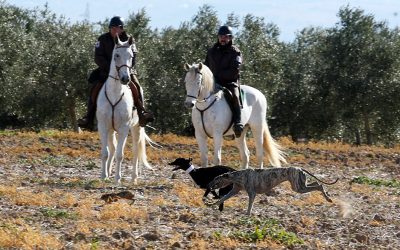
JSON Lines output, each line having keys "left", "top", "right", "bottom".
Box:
{"left": 221, "top": 86, "right": 244, "bottom": 112}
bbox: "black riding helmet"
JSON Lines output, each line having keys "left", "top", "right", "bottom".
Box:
{"left": 218, "top": 25, "right": 233, "bottom": 37}
{"left": 109, "top": 16, "right": 124, "bottom": 28}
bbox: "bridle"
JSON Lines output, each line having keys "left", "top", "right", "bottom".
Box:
{"left": 186, "top": 69, "right": 232, "bottom": 138}
{"left": 108, "top": 45, "right": 134, "bottom": 81}
{"left": 106, "top": 44, "right": 134, "bottom": 130}
{"left": 186, "top": 71, "right": 213, "bottom": 102}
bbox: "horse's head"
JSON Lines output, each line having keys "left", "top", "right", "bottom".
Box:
{"left": 183, "top": 62, "right": 214, "bottom": 108}
{"left": 111, "top": 36, "right": 136, "bottom": 85}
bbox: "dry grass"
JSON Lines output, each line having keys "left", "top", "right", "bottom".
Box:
{"left": 0, "top": 218, "right": 62, "bottom": 249}
{"left": 100, "top": 203, "right": 148, "bottom": 221}
{"left": 173, "top": 182, "right": 204, "bottom": 207}
{"left": 0, "top": 130, "right": 399, "bottom": 249}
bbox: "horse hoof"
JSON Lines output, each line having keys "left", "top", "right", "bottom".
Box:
{"left": 114, "top": 178, "right": 121, "bottom": 186}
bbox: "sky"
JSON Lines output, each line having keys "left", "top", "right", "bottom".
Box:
{"left": 5, "top": 0, "right": 400, "bottom": 42}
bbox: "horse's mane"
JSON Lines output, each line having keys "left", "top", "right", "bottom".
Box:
{"left": 199, "top": 63, "right": 215, "bottom": 93}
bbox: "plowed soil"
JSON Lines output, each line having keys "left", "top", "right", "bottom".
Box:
{"left": 0, "top": 131, "right": 399, "bottom": 249}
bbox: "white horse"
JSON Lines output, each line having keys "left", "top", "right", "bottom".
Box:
{"left": 184, "top": 62, "right": 286, "bottom": 169}
{"left": 96, "top": 36, "right": 150, "bottom": 185}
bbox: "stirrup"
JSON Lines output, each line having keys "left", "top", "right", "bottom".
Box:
{"left": 233, "top": 123, "right": 244, "bottom": 137}
{"left": 138, "top": 111, "right": 154, "bottom": 127}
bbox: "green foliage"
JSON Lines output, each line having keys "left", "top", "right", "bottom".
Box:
{"left": 272, "top": 6, "right": 400, "bottom": 144}
{"left": 214, "top": 217, "right": 303, "bottom": 247}
{"left": 40, "top": 208, "right": 78, "bottom": 219}
{"left": 0, "top": 3, "right": 399, "bottom": 144}
{"left": 351, "top": 176, "right": 400, "bottom": 188}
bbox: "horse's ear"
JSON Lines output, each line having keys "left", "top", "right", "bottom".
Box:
{"left": 198, "top": 62, "right": 203, "bottom": 70}
{"left": 184, "top": 63, "right": 190, "bottom": 71}
{"left": 114, "top": 35, "right": 118, "bottom": 45}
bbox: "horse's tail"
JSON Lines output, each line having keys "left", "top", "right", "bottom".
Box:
{"left": 262, "top": 120, "right": 287, "bottom": 167}
{"left": 138, "top": 127, "right": 151, "bottom": 169}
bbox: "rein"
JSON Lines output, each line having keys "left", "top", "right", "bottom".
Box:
{"left": 104, "top": 44, "right": 135, "bottom": 130}
{"left": 109, "top": 45, "right": 134, "bottom": 81}
{"left": 104, "top": 81, "right": 125, "bottom": 131}
{"left": 187, "top": 71, "right": 233, "bottom": 138}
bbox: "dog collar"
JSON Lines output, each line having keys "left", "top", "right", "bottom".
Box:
{"left": 185, "top": 164, "right": 195, "bottom": 174}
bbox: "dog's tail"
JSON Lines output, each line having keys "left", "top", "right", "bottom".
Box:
{"left": 262, "top": 120, "right": 287, "bottom": 167}
{"left": 302, "top": 168, "right": 339, "bottom": 185}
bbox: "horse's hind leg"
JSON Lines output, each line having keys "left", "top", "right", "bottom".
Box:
{"left": 130, "top": 125, "right": 140, "bottom": 184}
{"left": 250, "top": 124, "right": 264, "bottom": 168}
{"left": 235, "top": 126, "right": 250, "bottom": 169}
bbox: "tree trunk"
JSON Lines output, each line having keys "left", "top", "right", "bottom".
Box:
{"left": 67, "top": 96, "right": 79, "bottom": 132}
{"left": 355, "top": 128, "right": 361, "bottom": 146}
{"left": 362, "top": 109, "right": 372, "bottom": 145}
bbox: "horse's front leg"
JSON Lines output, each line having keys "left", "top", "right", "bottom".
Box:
{"left": 99, "top": 130, "right": 110, "bottom": 179}
{"left": 114, "top": 128, "right": 129, "bottom": 185}
{"left": 195, "top": 130, "right": 208, "bottom": 167}
{"left": 98, "top": 127, "right": 115, "bottom": 179}
{"left": 213, "top": 132, "right": 224, "bottom": 166}
{"left": 106, "top": 132, "right": 116, "bottom": 177}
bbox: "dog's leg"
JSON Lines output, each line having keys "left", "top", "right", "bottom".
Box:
{"left": 203, "top": 188, "right": 211, "bottom": 198}
{"left": 208, "top": 185, "right": 240, "bottom": 207}
{"left": 246, "top": 191, "right": 256, "bottom": 215}
{"left": 211, "top": 190, "right": 220, "bottom": 199}
{"left": 292, "top": 181, "right": 333, "bottom": 202}
{"left": 202, "top": 189, "right": 220, "bottom": 203}
{"left": 218, "top": 202, "right": 224, "bottom": 212}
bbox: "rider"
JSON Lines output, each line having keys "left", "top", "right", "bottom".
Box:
{"left": 77, "top": 16, "right": 154, "bottom": 130}
{"left": 204, "top": 25, "right": 244, "bottom": 137}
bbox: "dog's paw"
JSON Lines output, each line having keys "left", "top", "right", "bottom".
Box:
{"left": 203, "top": 199, "right": 216, "bottom": 206}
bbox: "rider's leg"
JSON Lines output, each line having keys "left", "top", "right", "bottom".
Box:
{"left": 78, "top": 81, "right": 103, "bottom": 131}
{"left": 77, "top": 82, "right": 102, "bottom": 130}
{"left": 227, "top": 84, "right": 243, "bottom": 137}
{"left": 129, "top": 74, "right": 154, "bottom": 127}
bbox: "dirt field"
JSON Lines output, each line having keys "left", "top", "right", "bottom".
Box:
{"left": 0, "top": 130, "right": 399, "bottom": 249}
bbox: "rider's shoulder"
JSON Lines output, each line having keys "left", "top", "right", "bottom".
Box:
{"left": 97, "top": 32, "right": 112, "bottom": 43}
{"left": 99, "top": 32, "right": 111, "bottom": 39}
{"left": 230, "top": 44, "right": 241, "bottom": 53}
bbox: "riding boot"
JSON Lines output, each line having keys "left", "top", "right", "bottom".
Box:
{"left": 128, "top": 77, "right": 154, "bottom": 127}
{"left": 77, "top": 82, "right": 103, "bottom": 131}
{"left": 231, "top": 88, "right": 244, "bottom": 137}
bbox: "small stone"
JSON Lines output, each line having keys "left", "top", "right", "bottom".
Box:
{"left": 178, "top": 213, "right": 194, "bottom": 223}
{"left": 112, "top": 230, "right": 131, "bottom": 239}
{"left": 373, "top": 214, "right": 385, "bottom": 222}
{"left": 187, "top": 231, "right": 199, "bottom": 239}
{"left": 142, "top": 232, "right": 161, "bottom": 241}
{"left": 355, "top": 234, "right": 369, "bottom": 243}
{"left": 171, "top": 241, "right": 182, "bottom": 248}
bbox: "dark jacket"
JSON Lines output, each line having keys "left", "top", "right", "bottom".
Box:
{"left": 89, "top": 31, "right": 136, "bottom": 83}
{"left": 204, "top": 42, "right": 242, "bottom": 86}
